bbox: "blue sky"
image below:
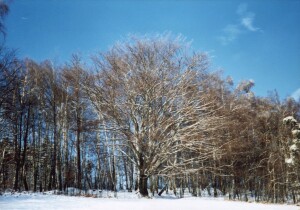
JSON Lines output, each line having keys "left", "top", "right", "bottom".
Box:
{"left": 5, "top": 0, "right": 300, "bottom": 100}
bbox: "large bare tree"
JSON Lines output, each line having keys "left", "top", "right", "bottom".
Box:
{"left": 86, "top": 36, "right": 221, "bottom": 197}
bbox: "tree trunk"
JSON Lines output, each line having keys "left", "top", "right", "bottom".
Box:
{"left": 158, "top": 183, "right": 167, "bottom": 196}
{"left": 13, "top": 119, "right": 20, "bottom": 191}
{"left": 49, "top": 103, "right": 57, "bottom": 190}
{"left": 21, "top": 107, "right": 30, "bottom": 191}
{"left": 123, "top": 155, "right": 129, "bottom": 191}
{"left": 139, "top": 174, "right": 148, "bottom": 197}
{"left": 76, "top": 124, "right": 81, "bottom": 190}
{"left": 32, "top": 111, "right": 38, "bottom": 192}
{"left": 57, "top": 148, "right": 63, "bottom": 191}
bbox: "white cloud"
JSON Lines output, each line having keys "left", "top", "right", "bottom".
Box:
{"left": 237, "top": 3, "right": 260, "bottom": 32}
{"left": 291, "top": 88, "right": 300, "bottom": 101}
{"left": 219, "top": 24, "right": 241, "bottom": 45}
{"left": 241, "top": 16, "right": 259, "bottom": 31}
{"left": 218, "top": 3, "right": 261, "bottom": 45}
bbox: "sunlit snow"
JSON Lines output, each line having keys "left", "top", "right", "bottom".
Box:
{"left": 0, "top": 191, "right": 297, "bottom": 210}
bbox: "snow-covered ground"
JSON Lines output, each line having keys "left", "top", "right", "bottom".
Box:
{"left": 0, "top": 191, "right": 298, "bottom": 210}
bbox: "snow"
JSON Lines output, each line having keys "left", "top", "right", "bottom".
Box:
{"left": 293, "top": 139, "right": 299, "bottom": 144}
{"left": 290, "top": 144, "right": 298, "bottom": 151}
{"left": 283, "top": 116, "right": 297, "bottom": 124}
{"left": 292, "top": 129, "right": 300, "bottom": 137}
{"left": 0, "top": 191, "right": 298, "bottom": 210}
{"left": 283, "top": 116, "right": 296, "bottom": 122}
{"left": 285, "top": 158, "right": 294, "bottom": 164}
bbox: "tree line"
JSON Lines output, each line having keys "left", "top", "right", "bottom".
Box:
{"left": 0, "top": 2, "right": 299, "bottom": 203}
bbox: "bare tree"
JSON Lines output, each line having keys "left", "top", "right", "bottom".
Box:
{"left": 0, "top": 32, "right": 299, "bottom": 203}
{"left": 0, "top": 0, "right": 9, "bottom": 37}
{"left": 86, "top": 35, "right": 221, "bottom": 197}
{"left": 62, "top": 55, "right": 94, "bottom": 191}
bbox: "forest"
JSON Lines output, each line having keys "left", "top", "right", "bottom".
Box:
{"left": 0, "top": 1, "right": 300, "bottom": 204}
